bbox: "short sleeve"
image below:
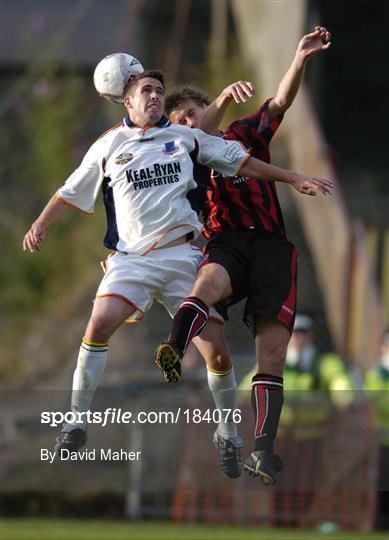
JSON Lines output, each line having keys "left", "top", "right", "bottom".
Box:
{"left": 58, "top": 140, "right": 104, "bottom": 214}
{"left": 193, "top": 129, "right": 249, "bottom": 177}
{"left": 230, "top": 98, "right": 284, "bottom": 147}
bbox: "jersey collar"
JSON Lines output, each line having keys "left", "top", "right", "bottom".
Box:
{"left": 123, "top": 115, "right": 171, "bottom": 129}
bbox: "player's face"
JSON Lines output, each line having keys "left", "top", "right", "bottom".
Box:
{"left": 169, "top": 99, "right": 207, "bottom": 128}
{"left": 125, "top": 77, "right": 165, "bottom": 126}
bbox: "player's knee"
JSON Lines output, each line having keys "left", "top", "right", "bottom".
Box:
{"left": 192, "top": 277, "right": 223, "bottom": 306}
{"left": 205, "top": 348, "right": 232, "bottom": 372}
{"left": 258, "top": 342, "right": 287, "bottom": 373}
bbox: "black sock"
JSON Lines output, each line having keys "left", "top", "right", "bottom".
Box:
{"left": 251, "top": 373, "right": 284, "bottom": 454}
{"left": 168, "top": 296, "right": 209, "bottom": 355}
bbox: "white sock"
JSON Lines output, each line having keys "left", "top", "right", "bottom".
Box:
{"left": 207, "top": 367, "right": 238, "bottom": 438}
{"left": 66, "top": 338, "right": 108, "bottom": 431}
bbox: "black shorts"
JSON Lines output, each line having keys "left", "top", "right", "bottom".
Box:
{"left": 203, "top": 230, "right": 297, "bottom": 333}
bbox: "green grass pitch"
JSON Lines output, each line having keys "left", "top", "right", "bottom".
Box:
{"left": 1, "top": 519, "right": 388, "bottom": 540}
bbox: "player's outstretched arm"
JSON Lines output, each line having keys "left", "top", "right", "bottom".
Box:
{"left": 199, "top": 81, "right": 255, "bottom": 133}
{"left": 240, "top": 157, "right": 334, "bottom": 197}
{"left": 23, "top": 194, "right": 69, "bottom": 252}
{"left": 268, "top": 26, "right": 331, "bottom": 121}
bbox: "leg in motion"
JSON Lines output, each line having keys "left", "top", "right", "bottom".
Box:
{"left": 155, "top": 262, "right": 232, "bottom": 382}
{"left": 55, "top": 296, "right": 135, "bottom": 455}
{"left": 193, "top": 320, "right": 244, "bottom": 478}
{"left": 245, "top": 317, "right": 290, "bottom": 485}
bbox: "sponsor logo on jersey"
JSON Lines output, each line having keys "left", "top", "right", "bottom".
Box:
{"left": 126, "top": 161, "right": 182, "bottom": 191}
{"left": 233, "top": 175, "right": 250, "bottom": 185}
{"left": 163, "top": 141, "right": 179, "bottom": 155}
{"left": 115, "top": 152, "right": 134, "bottom": 164}
{"left": 281, "top": 305, "right": 293, "bottom": 315}
{"left": 138, "top": 137, "right": 155, "bottom": 143}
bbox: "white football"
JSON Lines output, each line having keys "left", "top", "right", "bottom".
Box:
{"left": 93, "top": 53, "right": 144, "bottom": 104}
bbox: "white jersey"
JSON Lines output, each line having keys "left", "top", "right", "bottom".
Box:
{"left": 58, "top": 115, "right": 248, "bottom": 255}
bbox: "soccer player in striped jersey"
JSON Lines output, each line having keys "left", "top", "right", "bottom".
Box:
{"left": 23, "top": 68, "right": 332, "bottom": 468}
{"left": 155, "top": 26, "right": 332, "bottom": 485}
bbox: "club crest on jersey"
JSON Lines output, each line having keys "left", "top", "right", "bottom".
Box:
{"left": 115, "top": 152, "right": 134, "bottom": 164}
{"left": 163, "top": 141, "right": 179, "bottom": 155}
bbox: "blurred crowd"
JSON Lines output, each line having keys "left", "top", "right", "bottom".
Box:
{"left": 239, "top": 315, "right": 389, "bottom": 530}
{"left": 184, "top": 314, "right": 389, "bottom": 529}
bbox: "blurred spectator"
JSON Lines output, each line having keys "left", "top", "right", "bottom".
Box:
{"left": 365, "top": 329, "right": 389, "bottom": 530}
{"left": 240, "top": 313, "right": 354, "bottom": 403}
{"left": 282, "top": 313, "right": 353, "bottom": 404}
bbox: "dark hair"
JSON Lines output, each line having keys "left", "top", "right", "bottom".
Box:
{"left": 165, "top": 85, "right": 210, "bottom": 115}
{"left": 124, "top": 69, "right": 165, "bottom": 97}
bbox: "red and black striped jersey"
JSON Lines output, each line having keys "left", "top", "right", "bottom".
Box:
{"left": 203, "top": 98, "right": 286, "bottom": 239}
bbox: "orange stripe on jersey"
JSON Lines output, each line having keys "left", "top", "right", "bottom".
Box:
{"left": 96, "top": 122, "right": 122, "bottom": 141}
{"left": 100, "top": 252, "right": 117, "bottom": 273}
{"left": 235, "top": 148, "right": 251, "bottom": 176}
{"left": 141, "top": 224, "right": 201, "bottom": 256}
{"left": 122, "top": 119, "right": 164, "bottom": 134}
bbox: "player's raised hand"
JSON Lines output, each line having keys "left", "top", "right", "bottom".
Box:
{"left": 297, "top": 26, "right": 331, "bottom": 60}
{"left": 290, "top": 174, "right": 334, "bottom": 196}
{"left": 23, "top": 222, "right": 46, "bottom": 252}
{"left": 222, "top": 81, "right": 255, "bottom": 104}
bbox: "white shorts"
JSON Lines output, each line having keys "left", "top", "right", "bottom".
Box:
{"left": 96, "top": 243, "right": 223, "bottom": 323}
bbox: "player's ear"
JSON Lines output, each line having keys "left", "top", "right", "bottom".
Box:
{"left": 124, "top": 94, "right": 133, "bottom": 109}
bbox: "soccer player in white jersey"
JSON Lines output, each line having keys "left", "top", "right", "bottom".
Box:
{"left": 23, "top": 70, "right": 333, "bottom": 468}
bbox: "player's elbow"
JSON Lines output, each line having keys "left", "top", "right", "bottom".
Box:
{"left": 273, "top": 97, "right": 289, "bottom": 114}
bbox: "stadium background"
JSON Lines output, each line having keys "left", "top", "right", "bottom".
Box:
{"left": 1, "top": 0, "right": 388, "bottom": 539}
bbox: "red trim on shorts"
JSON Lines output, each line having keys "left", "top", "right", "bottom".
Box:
{"left": 277, "top": 246, "right": 297, "bottom": 330}
{"left": 95, "top": 293, "right": 145, "bottom": 323}
{"left": 198, "top": 257, "right": 209, "bottom": 270}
